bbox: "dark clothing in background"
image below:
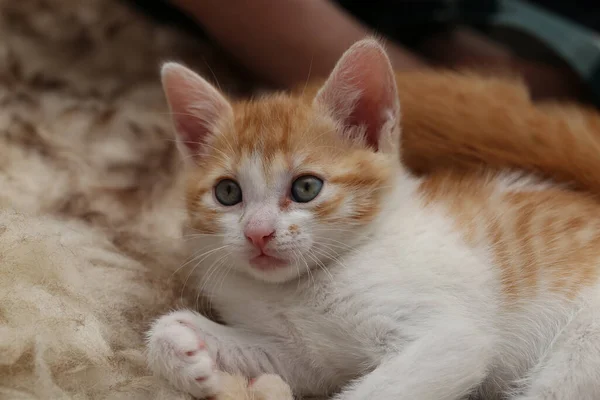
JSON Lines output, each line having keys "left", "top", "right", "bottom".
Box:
{"left": 125, "top": 0, "right": 600, "bottom": 106}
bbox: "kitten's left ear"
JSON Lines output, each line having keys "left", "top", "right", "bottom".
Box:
{"left": 161, "top": 62, "right": 233, "bottom": 162}
{"left": 314, "top": 38, "right": 400, "bottom": 153}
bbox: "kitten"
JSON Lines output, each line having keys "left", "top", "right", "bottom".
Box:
{"left": 147, "top": 39, "right": 600, "bottom": 399}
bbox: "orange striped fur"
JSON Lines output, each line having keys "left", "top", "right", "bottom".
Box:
{"left": 418, "top": 170, "right": 600, "bottom": 300}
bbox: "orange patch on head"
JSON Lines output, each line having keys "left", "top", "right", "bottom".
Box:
{"left": 314, "top": 193, "right": 345, "bottom": 221}
{"left": 182, "top": 93, "right": 395, "bottom": 230}
{"left": 225, "top": 96, "right": 325, "bottom": 165}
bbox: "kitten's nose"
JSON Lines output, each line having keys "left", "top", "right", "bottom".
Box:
{"left": 244, "top": 227, "right": 275, "bottom": 250}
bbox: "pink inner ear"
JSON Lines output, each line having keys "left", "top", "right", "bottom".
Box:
{"left": 173, "top": 115, "right": 205, "bottom": 155}
{"left": 161, "top": 63, "right": 232, "bottom": 159}
{"left": 316, "top": 40, "right": 398, "bottom": 150}
{"left": 347, "top": 79, "right": 393, "bottom": 149}
{"left": 173, "top": 110, "right": 211, "bottom": 155}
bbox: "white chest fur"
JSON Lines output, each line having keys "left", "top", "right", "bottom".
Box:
{"left": 203, "top": 197, "right": 502, "bottom": 393}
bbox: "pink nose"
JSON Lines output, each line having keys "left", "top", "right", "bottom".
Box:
{"left": 245, "top": 227, "right": 275, "bottom": 250}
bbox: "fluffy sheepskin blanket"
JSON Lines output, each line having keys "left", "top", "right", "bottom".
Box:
{"left": 0, "top": 1, "right": 256, "bottom": 398}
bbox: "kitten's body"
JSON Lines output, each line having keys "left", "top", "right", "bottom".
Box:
{"left": 147, "top": 40, "right": 600, "bottom": 399}
{"left": 156, "top": 169, "right": 600, "bottom": 399}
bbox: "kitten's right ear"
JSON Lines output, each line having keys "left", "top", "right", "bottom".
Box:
{"left": 161, "top": 62, "right": 233, "bottom": 162}
{"left": 314, "top": 38, "right": 400, "bottom": 154}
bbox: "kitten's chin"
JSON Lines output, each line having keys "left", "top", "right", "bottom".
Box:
{"left": 250, "top": 254, "right": 288, "bottom": 270}
{"left": 245, "top": 258, "right": 301, "bottom": 284}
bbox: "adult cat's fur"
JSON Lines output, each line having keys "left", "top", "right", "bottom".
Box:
{"left": 148, "top": 39, "right": 600, "bottom": 399}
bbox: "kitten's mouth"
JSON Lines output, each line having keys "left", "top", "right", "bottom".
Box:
{"left": 250, "top": 253, "right": 288, "bottom": 271}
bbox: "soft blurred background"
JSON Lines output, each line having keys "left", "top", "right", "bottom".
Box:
{"left": 126, "top": 0, "right": 600, "bottom": 106}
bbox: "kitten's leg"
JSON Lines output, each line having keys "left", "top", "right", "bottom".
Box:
{"left": 332, "top": 320, "right": 494, "bottom": 400}
{"left": 146, "top": 309, "right": 284, "bottom": 398}
{"left": 512, "top": 305, "right": 600, "bottom": 400}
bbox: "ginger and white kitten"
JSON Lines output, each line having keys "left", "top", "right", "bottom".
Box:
{"left": 147, "top": 39, "right": 600, "bottom": 399}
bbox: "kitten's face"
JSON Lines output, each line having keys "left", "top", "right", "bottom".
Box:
{"left": 164, "top": 38, "right": 401, "bottom": 283}
{"left": 184, "top": 96, "right": 394, "bottom": 282}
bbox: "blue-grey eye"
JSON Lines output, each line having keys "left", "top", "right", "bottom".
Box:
{"left": 291, "top": 175, "right": 323, "bottom": 203}
{"left": 215, "top": 179, "right": 242, "bottom": 206}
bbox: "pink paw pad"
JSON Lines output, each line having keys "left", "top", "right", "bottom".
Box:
{"left": 185, "top": 342, "right": 205, "bottom": 357}
{"left": 174, "top": 319, "right": 206, "bottom": 357}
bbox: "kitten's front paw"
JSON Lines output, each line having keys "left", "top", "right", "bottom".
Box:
{"left": 147, "top": 310, "right": 220, "bottom": 399}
